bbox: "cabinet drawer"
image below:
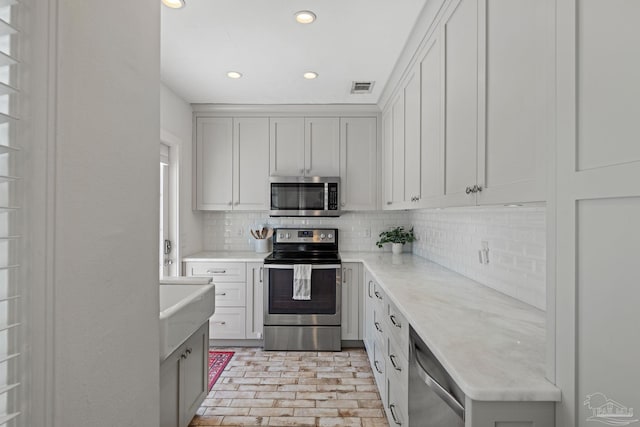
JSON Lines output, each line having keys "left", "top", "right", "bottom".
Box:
{"left": 372, "top": 306, "right": 387, "bottom": 346}
{"left": 386, "top": 299, "right": 409, "bottom": 359}
{"left": 372, "top": 337, "right": 387, "bottom": 404}
{"left": 387, "top": 371, "right": 409, "bottom": 427}
{"left": 386, "top": 336, "right": 408, "bottom": 382}
{"left": 213, "top": 282, "right": 246, "bottom": 307}
{"left": 209, "top": 307, "right": 246, "bottom": 339}
{"left": 186, "top": 262, "right": 246, "bottom": 282}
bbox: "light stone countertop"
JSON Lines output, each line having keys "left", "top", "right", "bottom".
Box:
{"left": 341, "top": 251, "right": 560, "bottom": 402}
{"left": 182, "top": 250, "right": 560, "bottom": 401}
{"left": 182, "top": 251, "right": 268, "bottom": 262}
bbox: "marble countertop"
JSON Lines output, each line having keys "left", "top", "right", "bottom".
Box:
{"left": 182, "top": 250, "right": 560, "bottom": 401}
{"left": 342, "top": 251, "right": 560, "bottom": 402}
{"left": 182, "top": 251, "right": 268, "bottom": 262}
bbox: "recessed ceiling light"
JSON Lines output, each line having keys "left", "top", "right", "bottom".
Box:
{"left": 295, "top": 10, "right": 316, "bottom": 24}
{"left": 162, "top": 0, "right": 185, "bottom": 9}
{"left": 227, "top": 71, "right": 243, "bottom": 79}
{"left": 303, "top": 72, "right": 318, "bottom": 80}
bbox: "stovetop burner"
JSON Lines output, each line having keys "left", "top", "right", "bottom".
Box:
{"left": 263, "top": 251, "right": 341, "bottom": 265}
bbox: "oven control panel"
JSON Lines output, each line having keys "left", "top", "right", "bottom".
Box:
{"left": 275, "top": 228, "right": 337, "bottom": 244}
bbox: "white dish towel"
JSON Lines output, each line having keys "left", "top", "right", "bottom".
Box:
{"left": 293, "top": 264, "right": 312, "bottom": 300}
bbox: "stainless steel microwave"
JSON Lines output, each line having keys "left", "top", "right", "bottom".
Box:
{"left": 269, "top": 176, "right": 341, "bottom": 217}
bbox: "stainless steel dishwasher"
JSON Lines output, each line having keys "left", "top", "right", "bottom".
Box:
{"left": 409, "top": 327, "right": 466, "bottom": 426}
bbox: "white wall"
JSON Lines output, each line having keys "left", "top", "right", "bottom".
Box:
{"left": 28, "top": 1, "right": 160, "bottom": 426}
{"left": 411, "top": 207, "right": 546, "bottom": 309}
{"left": 160, "top": 84, "right": 203, "bottom": 262}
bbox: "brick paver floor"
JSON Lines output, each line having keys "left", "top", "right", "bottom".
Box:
{"left": 189, "top": 347, "right": 389, "bottom": 427}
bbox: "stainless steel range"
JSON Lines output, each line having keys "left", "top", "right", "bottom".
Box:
{"left": 263, "top": 228, "right": 341, "bottom": 351}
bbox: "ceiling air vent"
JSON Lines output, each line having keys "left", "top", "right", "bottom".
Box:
{"left": 350, "top": 81, "right": 375, "bottom": 94}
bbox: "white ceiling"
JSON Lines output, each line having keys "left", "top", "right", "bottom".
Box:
{"left": 161, "top": 0, "right": 427, "bottom": 105}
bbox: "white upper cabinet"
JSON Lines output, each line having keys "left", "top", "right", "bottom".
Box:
{"left": 196, "top": 117, "right": 234, "bottom": 210}
{"left": 340, "top": 117, "right": 377, "bottom": 211}
{"left": 382, "top": 109, "right": 394, "bottom": 209}
{"left": 195, "top": 117, "right": 269, "bottom": 211}
{"left": 442, "top": 0, "right": 478, "bottom": 207}
{"left": 404, "top": 68, "right": 421, "bottom": 204}
{"left": 419, "top": 35, "right": 444, "bottom": 207}
{"left": 476, "top": 0, "right": 553, "bottom": 205}
{"left": 391, "top": 92, "right": 405, "bottom": 206}
{"left": 234, "top": 118, "right": 270, "bottom": 210}
{"left": 306, "top": 118, "right": 340, "bottom": 177}
{"left": 270, "top": 117, "right": 340, "bottom": 177}
{"left": 269, "top": 117, "right": 305, "bottom": 176}
{"left": 381, "top": 0, "right": 552, "bottom": 209}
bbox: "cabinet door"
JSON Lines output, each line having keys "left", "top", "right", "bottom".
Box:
{"left": 419, "top": 35, "right": 444, "bottom": 207}
{"left": 442, "top": 0, "right": 478, "bottom": 207}
{"left": 382, "top": 109, "right": 394, "bottom": 209}
{"left": 363, "top": 271, "right": 376, "bottom": 354}
{"left": 245, "top": 263, "right": 264, "bottom": 339}
{"left": 196, "top": 117, "right": 233, "bottom": 210}
{"left": 476, "top": 0, "right": 553, "bottom": 205}
{"left": 391, "top": 92, "right": 405, "bottom": 205}
{"left": 269, "top": 117, "right": 305, "bottom": 176}
{"left": 341, "top": 263, "right": 361, "bottom": 340}
{"left": 404, "top": 67, "right": 421, "bottom": 204}
{"left": 181, "top": 324, "right": 208, "bottom": 426}
{"left": 234, "top": 117, "right": 269, "bottom": 210}
{"left": 305, "top": 117, "right": 340, "bottom": 176}
{"left": 160, "top": 350, "right": 181, "bottom": 427}
{"left": 340, "top": 117, "right": 377, "bottom": 211}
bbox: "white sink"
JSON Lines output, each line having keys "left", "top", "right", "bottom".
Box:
{"left": 159, "top": 282, "right": 215, "bottom": 360}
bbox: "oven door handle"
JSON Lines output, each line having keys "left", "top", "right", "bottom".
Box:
{"left": 263, "top": 264, "right": 342, "bottom": 270}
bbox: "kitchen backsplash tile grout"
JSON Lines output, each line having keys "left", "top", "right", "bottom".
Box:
{"left": 202, "top": 207, "right": 546, "bottom": 310}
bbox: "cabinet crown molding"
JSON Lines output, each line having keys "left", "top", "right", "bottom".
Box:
{"left": 192, "top": 103, "right": 380, "bottom": 117}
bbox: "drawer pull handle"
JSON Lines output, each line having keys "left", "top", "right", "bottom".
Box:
{"left": 214, "top": 321, "right": 226, "bottom": 325}
{"left": 374, "top": 360, "right": 383, "bottom": 374}
{"left": 207, "top": 269, "right": 226, "bottom": 274}
{"left": 389, "top": 354, "right": 401, "bottom": 371}
{"left": 215, "top": 292, "right": 227, "bottom": 296}
{"left": 390, "top": 314, "right": 401, "bottom": 328}
{"left": 374, "top": 321, "right": 383, "bottom": 333}
{"left": 374, "top": 290, "right": 382, "bottom": 300}
{"left": 389, "top": 404, "right": 402, "bottom": 425}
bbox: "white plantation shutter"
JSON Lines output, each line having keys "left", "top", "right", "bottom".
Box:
{"left": 0, "top": 0, "right": 20, "bottom": 425}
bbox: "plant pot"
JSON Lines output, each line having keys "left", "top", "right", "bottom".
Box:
{"left": 391, "top": 243, "right": 403, "bottom": 255}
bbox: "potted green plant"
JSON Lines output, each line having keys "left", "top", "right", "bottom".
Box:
{"left": 376, "top": 226, "right": 416, "bottom": 254}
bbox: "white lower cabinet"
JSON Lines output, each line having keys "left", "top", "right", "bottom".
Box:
{"left": 341, "top": 262, "right": 361, "bottom": 340}
{"left": 160, "top": 322, "right": 209, "bottom": 427}
{"left": 245, "top": 263, "right": 264, "bottom": 339}
{"left": 184, "top": 261, "right": 264, "bottom": 340}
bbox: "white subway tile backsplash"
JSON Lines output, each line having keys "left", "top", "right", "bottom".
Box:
{"left": 202, "top": 207, "right": 546, "bottom": 310}
{"left": 203, "top": 211, "right": 411, "bottom": 253}
{"left": 410, "top": 206, "right": 546, "bottom": 310}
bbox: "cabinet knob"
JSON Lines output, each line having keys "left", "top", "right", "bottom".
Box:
{"left": 186, "top": 347, "right": 192, "bottom": 355}
{"left": 341, "top": 202, "right": 345, "bottom": 207}
{"left": 475, "top": 185, "right": 483, "bottom": 193}
{"left": 465, "top": 186, "right": 472, "bottom": 194}
{"left": 228, "top": 201, "right": 233, "bottom": 206}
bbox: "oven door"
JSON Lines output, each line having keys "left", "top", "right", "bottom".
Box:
{"left": 264, "top": 264, "right": 341, "bottom": 326}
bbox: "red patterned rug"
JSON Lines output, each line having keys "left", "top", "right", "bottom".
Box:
{"left": 208, "top": 350, "right": 234, "bottom": 391}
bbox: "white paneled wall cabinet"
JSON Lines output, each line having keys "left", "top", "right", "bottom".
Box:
{"left": 382, "top": 0, "right": 553, "bottom": 209}
{"left": 194, "top": 110, "right": 377, "bottom": 212}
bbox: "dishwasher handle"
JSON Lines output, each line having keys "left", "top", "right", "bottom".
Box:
{"left": 411, "top": 342, "right": 465, "bottom": 420}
